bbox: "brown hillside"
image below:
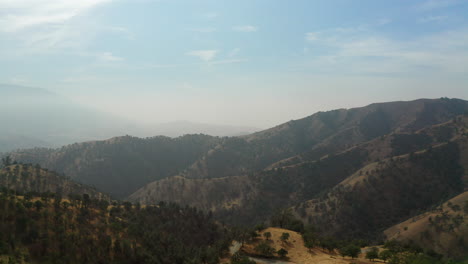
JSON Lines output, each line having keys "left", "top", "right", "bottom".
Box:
{"left": 384, "top": 192, "right": 468, "bottom": 259}
{"left": 295, "top": 135, "right": 468, "bottom": 241}
{"left": 240, "top": 227, "right": 373, "bottom": 264}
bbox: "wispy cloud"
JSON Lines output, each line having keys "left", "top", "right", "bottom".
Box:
{"left": 416, "top": 0, "right": 463, "bottom": 11}
{"left": 0, "top": 0, "right": 112, "bottom": 32}
{"left": 418, "top": 15, "right": 449, "bottom": 23}
{"left": 186, "top": 50, "right": 218, "bottom": 61}
{"left": 377, "top": 18, "right": 392, "bottom": 26}
{"left": 227, "top": 48, "right": 240, "bottom": 57}
{"left": 304, "top": 27, "right": 468, "bottom": 74}
{"left": 98, "top": 52, "right": 124, "bottom": 62}
{"left": 0, "top": 0, "right": 117, "bottom": 53}
{"left": 232, "top": 25, "right": 258, "bottom": 32}
{"left": 188, "top": 27, "right": 217, "bottom": 33}
{"left": 202, "top": 12, "right": 219, "bottom": 19}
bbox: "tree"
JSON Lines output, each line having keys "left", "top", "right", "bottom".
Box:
{"left": 280, "top": 233, "right": 290, "bottom": 244}
{"left": 304, "top": 239, "right": 315, "bottom": 252}
{"left": 34, "top": 200, "right": 43, "bottom": 211}
{"left": 320, "top": 236, "right": 338, "bottom": 253}
{"left": 277, "top": 248, "right": 288, "bottom": 258}
{"left": 231, "top": 253, "right": 256, "bottom": 264}
{"left": 339, "top": 244, "right": 361, "bottom": 259}
{"left": 254, "top": 242, "right": 275, "bottom": 257}
{"left": 366, "top": 247, "right": 379, "bottom": 262}
{"left": 347, "top": 245, "right": 361, "bottom": 259}
{"left": 263, "top": 232, "right": 272, "bottom": 241}
{"left": 379, "top": 250, "right": 392, "bottom": 263}
{"left": 1, "top": 156, "right": 11, "bottom": 167}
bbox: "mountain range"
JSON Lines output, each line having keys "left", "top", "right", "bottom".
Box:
{"left": 6, "top": 97, "right": 468, "bottom": 258}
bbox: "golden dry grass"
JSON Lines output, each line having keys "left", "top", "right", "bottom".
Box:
{"left": 239, "top": 227, "right": 374, "bottom": 264}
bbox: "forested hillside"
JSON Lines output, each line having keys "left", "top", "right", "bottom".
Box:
{"left": 0, "top": 190, "right": 230, "bottom": 264}
{"left": 0, "top": 163, "right": 108, "bottom": 200}
{"left": 10, "top": 134, "right": 221, "bottom": 198}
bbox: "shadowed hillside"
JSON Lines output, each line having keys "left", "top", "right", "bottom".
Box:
{"left": 0, "top": 163, "right": 108, "bottom": 200}
{"left": 295, "top": 138, "right": 467, "bottom": 241}
{"left": 130, "top": 115, "right": 468, "bottom": 230}
{"left": 10, "top": 134, "right": 221, "bottom": 198}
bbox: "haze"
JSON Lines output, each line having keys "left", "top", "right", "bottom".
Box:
{"left": 1, "top": 0, "right": 468, "bottom": 128}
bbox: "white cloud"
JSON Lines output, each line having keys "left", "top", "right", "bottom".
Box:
{"left": 0, "top": 0, "right": 112, "bottom": 32}
{"left": 232, "top": 25, "right": 258, "bottom": 32}
{"left": 186, "top": 50, "right": 218, "bottom": 61}
{"left": 98, "top": 52, "right": 124, "bottom": 62}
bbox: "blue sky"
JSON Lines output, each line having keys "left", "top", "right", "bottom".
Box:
{"left": 1, "top": 0, "right": 468, "bottom": 127}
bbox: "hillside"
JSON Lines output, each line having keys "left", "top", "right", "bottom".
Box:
{"left": 184, "top": 98, "right": 468, "bottom": 179}
{"left": 130, "top": 115, "right": 468, "bottom": 228}
{"left": 10, "top": 134, "right": 221, "bottom": 198}
{"left": 0, "top": 164, "right": 108, "bottom": 200}
{"left": 0, "top": 191, "right": 229, "bottom": 264}
{"left": 294, "top": 137, "right": 467, "bottom": 242}
{"left": 11, "top": 99, "right": 468, "bottom": 201}
{"left": 129, "top": 175, "right": 253, "bottom": 212}
{"left": 239, "top": 227, "right": 369, "bottom": 264}
{"left": 384, "top": 192, "right": 468, "bottom": 259}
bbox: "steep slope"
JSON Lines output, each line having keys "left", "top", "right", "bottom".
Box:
{"left": 128, "top": 175, "right": 253, "bottom": 212}
{"left": 184, "top": 98, "right": 468, "bottom": 179}
{"left": 294, "top": 136, "right": 468, "bottom": 240}
{"left": 10, "top": 134, "right": 220, "bottom": 198}
{"left": 130, "top": 115, "right": 468, "bottom": 226}
{"left": 0, "top": 164, "right": 108, "bottom": 200}
{"left": 384, "top": 192, "right": 468, "bottom": 259}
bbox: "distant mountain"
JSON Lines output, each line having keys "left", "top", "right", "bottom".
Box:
{"left": 0, "top": 163, "right": 108, "bottom": 200}
{"left": 0, "top": 84, "right": 259, "bottom": 152}
{"left": 0, "top": 134, "right": 51, "bottom": 153}
{"left": 0, "top": 84, "right": 139, "bottom": 152}
{"left": 147, "top": 120, "right": 259, "bottom": 137}
{"left": 10, "top": 134, "right": 221, "bottom": 198}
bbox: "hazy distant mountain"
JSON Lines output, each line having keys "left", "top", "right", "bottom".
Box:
{"left": 0, "top": 84, "right": 260, "bottom": 152}
{"left": 148, "top": 120, "right": 259, "bottom": 137}
{"left": 0, "top": 84, "right": 139, "bottom": 151}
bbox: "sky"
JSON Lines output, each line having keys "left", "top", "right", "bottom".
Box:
{"left": 1, "top": 0, "right": 468, "bottom": 128}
